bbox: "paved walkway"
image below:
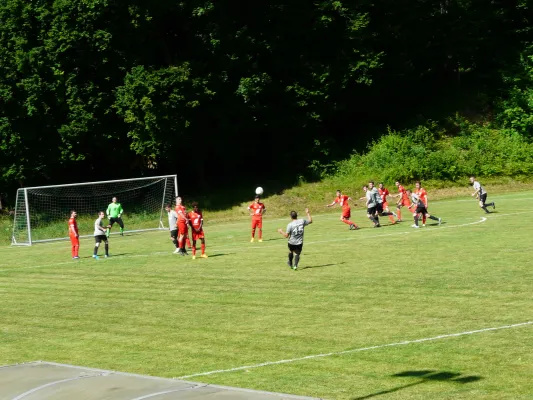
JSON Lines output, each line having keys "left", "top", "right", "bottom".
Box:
{"left": 0, "top": 361, "right": 321, "bottom": 399}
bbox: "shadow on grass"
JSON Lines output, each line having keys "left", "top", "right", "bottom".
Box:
{"left": 352, "top": 370, "right": 483, "bottom": 399}
{"left": 207, "top": 253, "right": 234, "bottom": 258}
{"left": 300, "top": 262, "right": 345, "bottom": 270}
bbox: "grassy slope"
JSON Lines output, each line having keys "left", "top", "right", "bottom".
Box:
{"left": 2, "top": 178, "right": 533, "bottom": 246}
{"left": 0, "top": 190, "right": 532, "bottom": 399}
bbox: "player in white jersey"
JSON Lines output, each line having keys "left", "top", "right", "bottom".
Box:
{"left": 278, "top": 208, "right": 313, "bottom": 270}
{"left": 165, "top": 204, "right": 179, "bottom": 253}
{"left": 93, "top": 211, "right": 110, "bottom": 259}
{"left": 470, "top": 176, "right": 495, "bottom": 213}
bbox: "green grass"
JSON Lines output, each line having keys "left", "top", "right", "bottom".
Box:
{"left": 1, "top": 190, "right": 532, "bottom": 399}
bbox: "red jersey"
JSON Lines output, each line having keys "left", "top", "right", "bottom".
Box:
{"left": 415, "top": 188, "right": 428, "bottom": 206}
{"left": 68, "top": 217, "right": 78, "bottom": 236}
{"left": 175, "top": 205, "right": 187, "bottom": 223}
{"left": 248, "top": 202, "right": 265, "bottom": 218}
{"left": 397, "top": 185, "right": 409, "bottom": 201}
{"left": 378, "top": 188, "right": 390, "bottom": 203}
{"left": 187, "top": 210, "right": 203, "bottom": 231}
{"left": 334, "top": 195, "right": 350, "bottom": 210}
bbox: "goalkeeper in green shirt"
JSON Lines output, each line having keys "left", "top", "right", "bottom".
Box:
{"left": 106, "top": 197, "right": 124, "bottom": 237}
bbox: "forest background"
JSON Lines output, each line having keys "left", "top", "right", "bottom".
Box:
{"left": 1, "top": 0, "right": 533, "bottom": 208}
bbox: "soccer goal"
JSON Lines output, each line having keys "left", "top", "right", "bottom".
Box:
{"left": 11, "top": 175, "right": 178, "bottom": 245}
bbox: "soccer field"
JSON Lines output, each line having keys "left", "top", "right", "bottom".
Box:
{"left": 1, "top": 192, "right": 532, "bottom": 399}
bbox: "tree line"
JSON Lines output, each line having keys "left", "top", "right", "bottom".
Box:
{"left": 1, "top": 0, "right": 532, "bottom": 200}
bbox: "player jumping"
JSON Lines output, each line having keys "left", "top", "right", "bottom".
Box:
{"left": 106, "top": 197, "right": 124, "bottom": 237}
{"left": 188, "top": 202, "right": 207, "bottom": 259}
{"left": 93, "top": 211, "right": 110, "bottom": 259}
{"left": 248, "top": 194, "right": 266, "bottom": 242}
{"left": 406, "top": 189, "right": 442, "bottom": 228}
{"left": 68, "top": 210, "right": 80, "bottom": 259}
{"left": 470, "top": 176, "right": 495, "bottom": 213}
{"left": 326, "top": 190, "right": 359, "bottom": 230}
{"left": 278, "top": 208, "right": 313, "bottom": 270}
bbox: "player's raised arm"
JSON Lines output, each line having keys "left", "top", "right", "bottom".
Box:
{"left": 305, "top": 208, "right": 312, "bottom": 224}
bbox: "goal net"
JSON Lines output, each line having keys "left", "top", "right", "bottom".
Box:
{"left": 11, "top": 175, "right": 177, "bottom": 245}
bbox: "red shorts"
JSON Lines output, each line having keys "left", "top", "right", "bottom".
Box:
{"left": 341, "top": 209, "right": 351, "bottom": 219}
{"left": 69, "top": 236, "right": 79, "bottom": 246}
{"left": 398, "top": 198, "right": 410, "bottom": 207}
{"left": 251, "top": 218, "right": 263, "bottom": 229}
{"left": 178, "top": 221, "right": 188, "bottom": 235}
{"left": 192, "top": 230, "right": 205, "bottom": 241}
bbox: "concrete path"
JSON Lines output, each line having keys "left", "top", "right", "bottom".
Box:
{"left": 0, "top": 361, "right": 321, "bottom": 399}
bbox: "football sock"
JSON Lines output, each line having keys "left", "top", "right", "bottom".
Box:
{"left": 120, "top": 228, "right": 123, "bottom": 234}
{"left": 388, "top": 214, "right": 395, "bottom": 223}
{"left": 288, "top": 253, "right": 293, "bottom": 266}
{"left": 414, "top": 215, "right": 419, "bottom": 226}
{"left": 93, "top": 246, "right": 98, "bottom": 256}
{"left": 251, "top": 228, "right": 256, "bottom": 238}
{"left": 186, "top": 237, "right": 191, "bottom": 247}
{"left": 74, "top": 245, "right": 79, "bottom": 258}
{"left": 258, "top": 229, "right": 262, "bottom": 239}
{"left": 106, "top": 228, "right": 110, "bottom": 237}
{"left": 105, "top": 243, "right": 109, "bottom": 256}
{"left": 429, "top": 215, "right": 439, "bottom": 221}
{"left": 422, "top": 216, "right": 427, "bottom": 224}
{"left": 192, "top": 245, "right": 196, "bottom": 256}
{"left": 397, "top": 209, "right": 402, "bottom": 220}
{"left": 294, "top": 254, "right": 300, "bottom": 267}
{"left": 201, "top": 243, "right": 206, "bottom": 255}
{"left": 342, "top": 219, "right": 352, "bottom": 225}
{"left": 482, "top": 206, "right": 490, "bottom": 213}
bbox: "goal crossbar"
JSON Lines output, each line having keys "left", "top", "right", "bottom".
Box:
{"left": 11, "top": 175, "right": 178, "bottom": 246}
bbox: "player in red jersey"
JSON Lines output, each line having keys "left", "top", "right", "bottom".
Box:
{"left": 414, "top": 181, "right": 428, "bottom": 226}
{"left": 187, "top": 202, "right": 207, "bottom": 259}
{"left": 327, "top": 190, "right": 359, "bottom": 230}
{"left": 248, "top": 195, "right": 266, "bottom": 242}
{"left": 378, "top": 183, "right": 397, "bottom": 224}
{"left": 68, "top": 210, "right": 80, "bottom": 259}
{"left": 174, "top": 196, "right": 189, "bottom": 256}
{"left": 175, "top": 196, "right": 191, "bottom": 250}
{"left": 392, "top": 181, "right": 410, "bottom": 222}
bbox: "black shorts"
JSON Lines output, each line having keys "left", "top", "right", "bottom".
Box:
{"left": 376, "top": 203, "right": 384, "bottom": 214}
{"left": 367, "top": 206, "right": 377, "bottom": 215}
{"left": 95, "top": 235, "right": 108, "bottom": 243}
{"left": 288, "top": 243, "right": 303, "bottom": 253}
{"left": 480, "top": 193, "right": 488, "bottom": 204}
{"left": 415, "top": 205, "right": 428, "bottom": 214}
{"left": 109, "top": 217, "right": 124, "bottom": 228}
{"left": 170, "top": 229, "right": 177, "bottom": 239}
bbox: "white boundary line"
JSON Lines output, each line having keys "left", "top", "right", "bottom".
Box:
{"left": 0, "top": 217, "right": 488, "bottom": 272}
{"left": 176, "top": 321, "right": 533, "bottom": 379}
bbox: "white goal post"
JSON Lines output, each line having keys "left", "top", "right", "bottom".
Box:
{"left": 11, "top": 175, "right": 178, "bottom": 246}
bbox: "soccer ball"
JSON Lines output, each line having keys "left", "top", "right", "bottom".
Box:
{"left": 255, "top": 187, "right": 264, "bottom": 195}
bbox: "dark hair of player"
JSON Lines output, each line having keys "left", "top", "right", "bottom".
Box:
{"left": 368, "top": 180, "right": 374, "bottom": 185}
{"left": 336, "top": 189, "right": 341, "bottom": 193}
{"left": 255, "top": 194, "right": 260, "bottom": 199}
{"left": 290, "top": 211, "right": 298, "bottom": 219}
{"left": 470, "top": 175, "right": 476, "bottom": 178}
{"left": 192, "top": 202, "right": 199, "bottom": 208}
{"left": 70, "top": 210, "right": 76, "bottom": 215}
{"left": 164, "top": 203, "right": 171, "bottom": 209}
{"left": 98, "top": 210, "right": 104, "bottom": 215}
{"left": 415, "top": 181, "right": 421, "bottom": 185}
